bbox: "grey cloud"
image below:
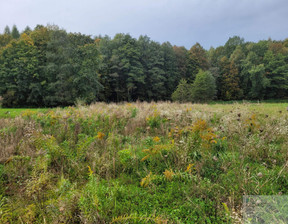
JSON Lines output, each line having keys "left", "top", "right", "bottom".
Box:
{"left": 0, "top": 0, "right": 287, "bottom": 49}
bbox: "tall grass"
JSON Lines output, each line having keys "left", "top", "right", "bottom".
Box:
{"left": 0, "top": 102, "right": 287, "bottom": 223}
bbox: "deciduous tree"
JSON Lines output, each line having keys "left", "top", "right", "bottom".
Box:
{"left": 191, "top": 70, "right": 216, "bottom": 102}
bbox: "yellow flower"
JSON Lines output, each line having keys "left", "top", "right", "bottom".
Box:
{"left": 185, "top": 163, "right": 194, "bottom": 172}
{"left": 140, "top": 172, "right": 153, "bottom": 187}
{"left": 163, "top": 169, "right": 174, "bottom": 181}
{"left": 210, "top": 139, "right": 217, "bottom": 144}
{"left": 96, "top": 132, "right": 105, "bottom": 140}
{"left": 192, "top": 119, "right": 207, "bottom": 132}
{"left": 153, "top": 136, "right": 161, "bottom": 142}
{"left": 87, "top": 165, "right": 93, "bottom": 176}
{"left": 141, "top": 154, "right": 150, "bottom": 162}
{"left": 222, "top": 137, "right": 227, "bottom": 141}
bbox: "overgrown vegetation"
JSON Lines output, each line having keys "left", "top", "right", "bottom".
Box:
{"left": 0, "top": 102, "right": 287, "bottom": 223}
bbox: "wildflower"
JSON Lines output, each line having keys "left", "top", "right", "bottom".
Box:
{"left": 244, "top": 114, "right": 260, "bottom": 132}
{"left": 140, "top": 172, "right": 153, "bottom": 187}
{"left": 141, "top": 144, "right": 173, "bottom": 161}
{"left": 153, "top": 136, "right": 160, "bottom": 142}
{"left": 88, "top": 165, "right": 93, "bottom": 176}
{"left": 185, "top": 163, "right": 194, "bottom": 173}
{"left": 96, "top": 132, "right": 105, "bottom": 139}
{"left": 141, "top": 154, "right": 150, "bottom": 162}
{"left": 21, "top": 109, "right": 37, "bottom": 118}
{"left": 163, "top": 169, "right": 174, "bottom": 181}
{"left": 210, "top": 139, "right": 217, "bottom": 144}
{"left": 222, "top": 203, "right": 229, "bottom": 214}
{"left": 192, "top": 119, "right": 207, "bottom": 132}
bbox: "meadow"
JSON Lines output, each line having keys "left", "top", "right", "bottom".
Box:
{"left": 0, "top": 102, "right": 288, "bottom": 223}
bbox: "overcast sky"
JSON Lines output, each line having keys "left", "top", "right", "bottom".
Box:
{"left": 0, "top": 0, "right": 287, "bottom": 49}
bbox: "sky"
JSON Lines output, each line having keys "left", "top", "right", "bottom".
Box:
{"left": 0, "top": 0, "right": 287, "bottom": 49}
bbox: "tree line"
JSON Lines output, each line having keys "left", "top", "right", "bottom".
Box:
{"left": 0, "top": 24, "right": 287, "bottom": 107}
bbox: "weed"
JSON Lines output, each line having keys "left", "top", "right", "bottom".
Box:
{"left": 1, "top": 102, "right": 288, "bottom": 223}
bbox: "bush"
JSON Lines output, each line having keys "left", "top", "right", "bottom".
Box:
{"left": 171, "top": 79, "right": 192, "bottom": 102}
{"left": 191, "top": 70, "right": 216, "bottom": 102}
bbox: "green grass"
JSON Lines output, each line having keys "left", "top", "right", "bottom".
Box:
{"left": 209, "top": 102, "right": 288, "bottom": 115}
{"left": 0, "top": 108, "right": 48, "bottom": 118}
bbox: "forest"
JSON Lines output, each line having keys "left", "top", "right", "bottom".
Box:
{"left": 1, "top": 24, "right": 288, "bottom": 223}
{"left": 0, "top": 24, "right": 288, "bottom": 107}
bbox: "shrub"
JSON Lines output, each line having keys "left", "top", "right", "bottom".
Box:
{"left": 191, "top": 70, "right": 216, "bottom": 102}
{"left": 171, "top": 79, "right": 192, "bottom": 102}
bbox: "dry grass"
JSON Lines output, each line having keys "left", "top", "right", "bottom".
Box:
{"left": 1, "top": 102, "right": 288, "bottom": 223}
{"left": 0, "top": 117, "right": 42, "bottom": 163}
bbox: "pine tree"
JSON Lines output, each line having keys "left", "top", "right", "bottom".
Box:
{"left": 11, "top": 25, "right": 20, "bottom": 39}
{"left": 171, "top": 79, "right": 192, "bottom": 102}
{"left": 4, "top": 25, "right": 11, "bottom": 35}
{"left": 23, "top": 26, "right": 32, "bottom": 34}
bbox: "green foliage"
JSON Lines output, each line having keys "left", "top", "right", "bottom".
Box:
{"left": 79, "top": 175, "right": 103, "bottom": 223}
{"left": 161, "top": 42, "right": 179, "bottom": 99}
{"left": 264, "top": 50, "right": 288, "bottom": 98}
{"left": 0, "top": 195, "right": 12, "bottom": 223}
{"left": 3, "top": 26, "right": 11, "bottom": 35}
{"left": 146, "top": 110, "right": 166, "bottom": 130}
{"left": 99, "top": 33, "right": 145, "bottom": 102}
{"left": 72, "top": 42, "right": 103, "bottom": 104}
{"left": 1, "top": 24, "right": 288, "bottom": 105}
{"left": 11, "top": 25, "right": 20, "bottom": 39}
{"left": 137, "top": 36, "right": 167, "bottom": 101}
{"left": 219, "top": 57, "right": 243, "bottom": 100}
{"left": 173, "top": 46, "right": 189, "bottom": 81}
{"left": 248, "top": 64, "right": 269, "bottom": 99}
{"left": 187, "top": 42, "right": 209, "bottom": 81}
{"left": 171, "top": 79, "right": 192, "bottom": 102}
{"left": 0, "top": 33, "right": 41, "bottom": 107}
{"left": 191, "top": 70, "right": 216, "bottom": 102}
{"left": 0, "top": 25, "right": 102, "bottom": 108}
{"left": 118, "top": 148, "right": 133, "bottom": 166}
{"left": 224, "top": 36, "right": 245, "bottom": 57}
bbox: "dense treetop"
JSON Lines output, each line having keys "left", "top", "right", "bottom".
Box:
{"left": 0, "top": 25, "right": 287, "bottom": 107}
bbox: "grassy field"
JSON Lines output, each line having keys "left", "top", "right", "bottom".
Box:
{"left": 0, "top": 108, "right": 48, "bottom": 118}
{"left": 0, "top": 102, "right": 288, "bottom": 223}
